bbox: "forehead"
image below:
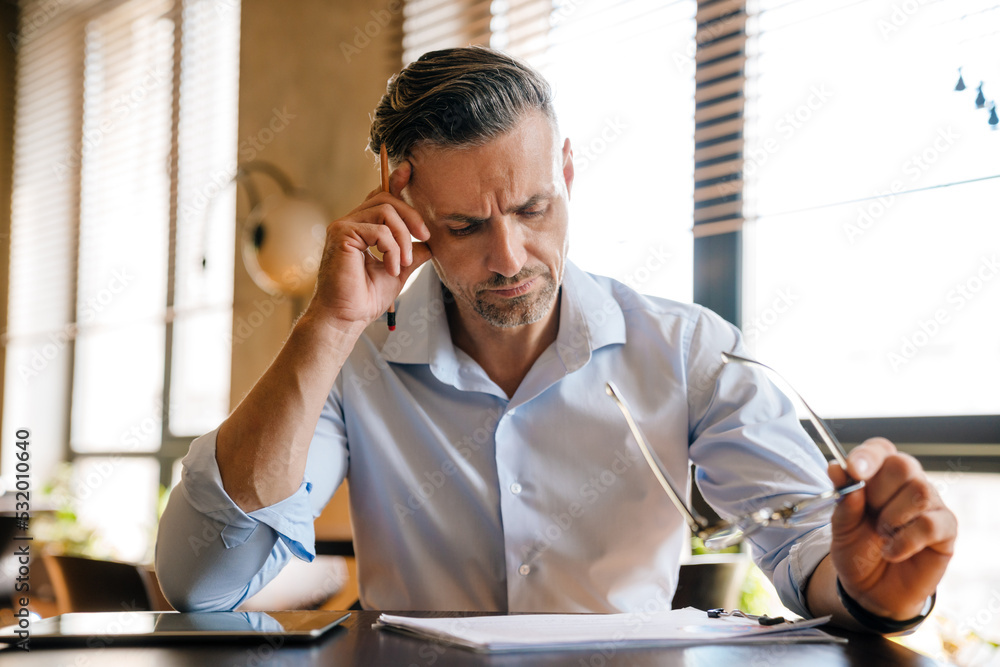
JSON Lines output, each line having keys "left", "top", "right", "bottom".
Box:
{"left": 405, "top": 111, "right": 560, "bottom": 216}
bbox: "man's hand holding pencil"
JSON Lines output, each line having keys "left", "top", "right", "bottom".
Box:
{"left": 306, "top": 146, "right": 432, "bottom": 333}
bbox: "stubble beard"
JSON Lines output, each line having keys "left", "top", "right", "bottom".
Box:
{"left": 474, "top": 269, "right": 558, "bottom": 328}
{"left": 439, "top": 266, "right": 557, "bottom": 329}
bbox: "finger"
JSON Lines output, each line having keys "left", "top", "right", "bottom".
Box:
{"left": 875, "top": 476, "right": 937, "bottom": 538}
{"left": 356, "top": 191, "right": 430, "bottom": 242}
{"left": 863, "top": 451, "right": 926, "bottom": 511}
{"left": 828, "top": 460, "right": 849, "bottom": 488}
{"left": 880, "top": 507, "right": 957, "bottom": 562}
{"left": 829, "top": 461, "right": 868, "bottom": 534}
{"left": 350, "top": 203, "right": 414, "bottom": 268}
{"left": 846, "top": 437, "right": 897, "bottom": 481}
{"left": 364, "top": 203, "right": 415, "bottom": 267}
{"left": 349, "top": 222, "right": 400, "bottom": 276}
{"left": 398, "top": 242, "right": 433, "bottom": 285}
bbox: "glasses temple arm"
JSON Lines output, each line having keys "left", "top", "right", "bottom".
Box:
{"left": 720, "top": 352, "right": 851, "bottom": 470}
{"left": 605, "top": 382, "right": 709, "bottom": 535}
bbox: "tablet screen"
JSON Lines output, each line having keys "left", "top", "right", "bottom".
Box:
{"left": 0, "top": 610, "right": 351, "bottom": 645}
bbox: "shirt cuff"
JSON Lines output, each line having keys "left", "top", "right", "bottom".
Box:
{"left": 772, "top": 524, "right": 832, "bottom": 619}
{"left": 179, "top": 428, "right": 317, "bottom": 562}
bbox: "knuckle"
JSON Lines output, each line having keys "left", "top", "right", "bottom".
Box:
{"left": 908, "top": 480, "right": 933, "bottom": 508}
{"left": 862, "top": 437, "right": 897, "bottom": 456}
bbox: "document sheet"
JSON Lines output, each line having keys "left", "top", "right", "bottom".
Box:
{"left": 376, "top": 607, "right": 844, "bottom": 652}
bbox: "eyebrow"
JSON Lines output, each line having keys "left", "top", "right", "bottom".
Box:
{"left": 440, "top": 193, "right": 551, "bottom": 225}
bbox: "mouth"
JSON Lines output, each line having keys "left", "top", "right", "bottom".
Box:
{"left": 483, "top": 276, "right": 538, "bottom": 299}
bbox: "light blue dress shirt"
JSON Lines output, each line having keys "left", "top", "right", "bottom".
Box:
{"left": 156, "top": 261, "right": 834, "bottom": 616}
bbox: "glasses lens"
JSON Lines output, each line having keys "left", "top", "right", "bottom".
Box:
{"left": 703, "top": 526, "right": 746, "bottom": 551}
{"left": 783, "top": 494, "right": 840, "bottom": 525}
{"left": 702, "top": 508, "right": 775, "bottom": 551}
{"left": 782, "top": 480, "right": 865, "bottom": 526}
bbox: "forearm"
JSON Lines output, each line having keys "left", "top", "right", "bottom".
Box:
{"left": 216, "top": 310, "right": 364, "bottom": 512}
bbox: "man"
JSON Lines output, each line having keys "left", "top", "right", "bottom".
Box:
{"left": 156, "top": 47, "right": 956, "bottom": 630}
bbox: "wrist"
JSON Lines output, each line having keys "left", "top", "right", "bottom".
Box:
{"left": 295, "top": 307, "right": 368, "bottom": 348}
{"left": 836, "top": 577, "right": 935, "bottom": 634}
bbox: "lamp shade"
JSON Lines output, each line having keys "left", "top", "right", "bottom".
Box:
{"left": 241, "top": 193, "right": 327, "bottom": 296}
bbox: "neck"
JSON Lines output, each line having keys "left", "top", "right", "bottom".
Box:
{"left": 448, "top": 291, "right": 561, "bottom": 398}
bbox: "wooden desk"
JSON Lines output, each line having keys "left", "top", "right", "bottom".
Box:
{"left": 5, "top": 611, "right": 945, "bottom": 666}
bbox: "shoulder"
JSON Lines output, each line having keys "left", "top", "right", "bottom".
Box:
{"left": 577, "top": 268, "right": 739, "bottom": 348}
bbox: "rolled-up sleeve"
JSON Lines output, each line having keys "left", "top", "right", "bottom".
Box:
{"left": 155, "top": 389, "right": 349, "bottom": 611}
{"left": 685, "top": 308, "right": 833, "bottom": 619}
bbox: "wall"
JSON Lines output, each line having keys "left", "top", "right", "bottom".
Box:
{"left": 234, "top": 0, "right": 400, "bottom": 544}
{"left": 232, "top": 0, "right": 400, "bottom": 407}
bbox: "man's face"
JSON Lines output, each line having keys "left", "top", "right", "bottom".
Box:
{"left": 404, "top": 111, "right": 574, "bottom": 330}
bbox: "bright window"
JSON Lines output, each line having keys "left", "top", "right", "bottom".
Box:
{"left": 3, "top": 0, "right": 240, "bottom": 561}
{"left": 743, "top": 0, "right": 1000, "bottom": 418}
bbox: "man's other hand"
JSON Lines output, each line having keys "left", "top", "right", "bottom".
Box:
{"left": 828, "top": 437, "right": 957, "bottom": 620}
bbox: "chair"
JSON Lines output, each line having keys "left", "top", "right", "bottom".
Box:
{"left": 671, "top": 554, "right": 750, "bottom": 610}
{"left": 42, "top": 553, "right": 172, "bottom": 614}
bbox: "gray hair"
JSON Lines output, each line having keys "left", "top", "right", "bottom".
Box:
{"left": 368, "top": 46, "right": 557, "bottom": 164}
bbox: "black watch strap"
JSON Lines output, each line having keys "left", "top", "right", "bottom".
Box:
{"left": 836, "top": 577, "right": 936, "bottom": 634}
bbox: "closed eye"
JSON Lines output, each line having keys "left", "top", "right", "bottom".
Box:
{"left": 518, "top": 203, "right": 549, "bottom": 219}
{"left": 449, "top": 221, "right": 483, "bottom": 237}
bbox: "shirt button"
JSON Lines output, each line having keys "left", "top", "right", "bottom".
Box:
{"left": 510, "top": 482, "right": 522, "bottom": 495}
{"left": 518, "top": 564, "right": 531, "bottom": 576}
{"left": 508, "top": 407, "right": 517, "bottom": 417}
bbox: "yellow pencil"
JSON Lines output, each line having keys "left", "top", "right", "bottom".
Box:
{"left": 380, "top": 143, "right": 396, "bottom": 331}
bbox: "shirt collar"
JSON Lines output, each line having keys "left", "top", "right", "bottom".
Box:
{"left": 378, "top": 260, "right": 627, "bottom": 374}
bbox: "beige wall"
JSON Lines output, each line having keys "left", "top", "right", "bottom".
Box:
{"left": 232, "top": 0, "right": 399, "bottom": 408}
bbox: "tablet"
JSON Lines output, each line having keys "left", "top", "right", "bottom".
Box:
{"left": 0, "top": 610, "right": 351, "bottom": 646}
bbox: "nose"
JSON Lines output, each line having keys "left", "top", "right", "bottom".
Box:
{"left": 485, "top": 217, "right": 526, "bottom": 278}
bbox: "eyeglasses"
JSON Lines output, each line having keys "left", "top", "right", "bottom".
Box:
{"left": 604, "top": 351, "right": 864, "bottom": 551}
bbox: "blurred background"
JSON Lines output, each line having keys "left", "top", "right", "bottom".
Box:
{"left": 0, "top": 0, "right": 997, "bottom": 663}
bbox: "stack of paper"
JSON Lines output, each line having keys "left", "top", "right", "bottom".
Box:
{"left": 376, "top": 607, "right": 844, "bottom": 652}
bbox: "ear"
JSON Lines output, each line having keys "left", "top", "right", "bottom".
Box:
{"left": 561, "top": 137, "right": 575, "bottom": 198}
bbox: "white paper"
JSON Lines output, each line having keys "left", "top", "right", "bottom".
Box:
{"left": 376, "top": 607, "right": 844, "bottom": 652}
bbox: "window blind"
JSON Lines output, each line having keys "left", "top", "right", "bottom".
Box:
{"left": 402, "top": 0, "right": 493, "bottom": 64}
{"left": 3, "top": 3, "right": 83, "bottom": 476}
{"left": 2, "top": 0, "right": 238, "bottom": 483}
{"left": 693, "top": 0, "right": 746, "bottom": 236}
